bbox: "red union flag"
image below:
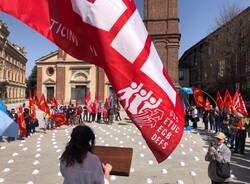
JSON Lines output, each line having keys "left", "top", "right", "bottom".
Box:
{"left": 53, "top": 113, "right": 67, "bottom": 127}
{"left": 192, "top": 86, "right": 205, "bottom": 107}
{"left": 216, "top": 91, "right": 224, "bottom": 110}
{"left": 205, "top": 97, "right": 211, "bottom": 111}
{"left": 0, "top": 0, "right": 184, "bottom": 162}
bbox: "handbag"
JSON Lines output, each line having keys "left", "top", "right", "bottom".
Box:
{"left": 215, "top": 160, "right": 230, "bottom": 178}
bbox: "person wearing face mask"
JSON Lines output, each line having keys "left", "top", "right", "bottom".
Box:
{"left": 205, "top": 132, "right": 231, "bottom": 184}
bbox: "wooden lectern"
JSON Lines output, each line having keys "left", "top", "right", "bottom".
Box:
{"left": 93, "top": 146, "right": 133, "bottom": 176}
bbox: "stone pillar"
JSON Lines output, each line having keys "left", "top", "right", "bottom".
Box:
{"left": 56, "top": 66, "right": 65, "bottom": 101}
{"left": 144, "top": 0, "right": 180, "bottom": 85}
{"left": 96, "top": 67, "right": 105, "bottom": 101}
{"left": 37, "top": 66, "right": 43, "bottom": 98}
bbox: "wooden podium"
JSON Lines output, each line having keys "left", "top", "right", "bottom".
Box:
{"left": 93, "top": 146, "right": 133, "bottom": 176}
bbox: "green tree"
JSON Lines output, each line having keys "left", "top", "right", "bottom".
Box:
{"left": 26, "top": 65, "right": 37, "bottom": 96}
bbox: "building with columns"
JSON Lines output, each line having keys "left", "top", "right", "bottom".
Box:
{"left": 0, "top": 20, "right": 27, "bottom": 103}
{"left": 36, "top": 0, "right": 180, "bottom": 103}
{"left": 36, "top": 50, "right": 110, "bottom": 104}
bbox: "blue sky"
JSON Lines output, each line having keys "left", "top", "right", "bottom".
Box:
{"left": 0, "top": 0, "right": 249, "bottom": 77}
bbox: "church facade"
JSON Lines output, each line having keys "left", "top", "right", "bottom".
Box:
{"left": 36, "top": 0, "right": 180, "bottom": 104}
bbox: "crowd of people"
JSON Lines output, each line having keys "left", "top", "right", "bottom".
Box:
{"left": 0, "top": 103, "right": 39, "bottom": 142}
{"left": 43, "top": 102, "right": 123, "bottom": 130}
{"left": 185, "top": 105, "right": 249, "bottom": 155}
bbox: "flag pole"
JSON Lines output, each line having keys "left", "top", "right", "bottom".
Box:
{"left": 200, "top": 89, "right": 216, "bottom": 105}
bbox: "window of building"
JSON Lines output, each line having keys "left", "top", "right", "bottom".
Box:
{"left": 218, "top": 60, "right": 225, "bottom": 78}
{"left": 179, "top": 69, "right": 184, "bottom": 80}
{"left": 47, "top": 67, "right": 55, "bottom": 76}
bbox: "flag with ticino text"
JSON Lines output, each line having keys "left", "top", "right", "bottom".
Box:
{"left": 0, "top": 0, "right": 184, "bottom": 162}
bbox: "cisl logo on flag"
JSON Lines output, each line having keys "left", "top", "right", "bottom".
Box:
{"left": 0, "top": 0, "right": 184, "bottom": 162}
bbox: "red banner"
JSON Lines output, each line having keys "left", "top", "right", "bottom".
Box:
{"left": 18, "top": 105, "right": 26, "bottom": 137}
{"left": 192, "top": 86, "right": 205, "bottom": 107}
{"left": 205, "top": 97, "right": 211, "bottom": 111}
{"left": 238, "top": 95, "right": 248, "bottom": 117}
{"left": 50, "top": 97, "right": 58, "bottom": 108}
{"left": 38, "top": 94, "right": 47, "bottom": 112}
{"left": 0, "top": 0, "right": 184, "bottom": 162}
{"left": 224, "top": 89, "right": 232, "bottom": 112}
{"left": 216, "top": 91, "right": 224, "bottom": 110}
{"left": 53, "top": 113, "right": 67, "bottom": 127}
{"left": 232, "top": 89, "right": 240, "bottom": 114}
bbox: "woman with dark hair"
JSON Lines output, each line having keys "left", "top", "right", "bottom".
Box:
{"left": 60, "top": 125, "right": 112, "bottom": 184}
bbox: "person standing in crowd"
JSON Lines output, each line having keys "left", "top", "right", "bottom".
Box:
{"left": 97, "top": 103, "right": 103, "bottom": 123}
{"left": 185, "top": 106, "right": 191, "bottom": 128}
{"left": 87, "top": 102, "right": 92, "bottom": 122}
{"left": 103, "top": 106, "right": 108, "bottom": 124}
{"left": 78, "top": 106, "right": 83, "bottom": 125}
{"left": 203, "top": 110, "right": 209, "bottom": 131}
{"left": 60, "top": 125, "right": 112, "bottom": 184}
{"left": 227, "top": 114, "right": 236, "bottom": 149}
{"left": 234, "top": 116, "right": 247, "bottom": 154}
{"left": 7, "top": 108, "right": 19, "bottom": 141}
{"left": 69, "top": 104, "right": 76, "bottom": 126}
{"left": 221, "top": 114, "right": 230, "bottom": 140}
{"left": 209, "top": 108, "right": 215, "bottom": 133}
{"left": 215, "top": 108, "right": 222, "bottom": 133}
{"left": 24, "top": 108, "right": 31, "bottom": 137}
{"left": 108, "top": 107, "right": 114, "bottom": 124}
{"left": 82, "top": 105, "right": 88, "bottom": 122}
{"left": 115, "top": 104, "right": 122, "bottom": 121}
{"left": 205, "top": 132, "right": 231, "bottom": 184}
{"left": 191, "top": 105, "right": 199, "bottom": 129}
{"left": 91, "top": 102, "right": 97, "bottom": 122}
{"left": 66, "top": 105, "right": 71, "bottom": 125}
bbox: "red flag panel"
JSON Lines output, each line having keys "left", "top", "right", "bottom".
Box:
{"left": 0, "top": 0, "right": 184, "bottom": 162}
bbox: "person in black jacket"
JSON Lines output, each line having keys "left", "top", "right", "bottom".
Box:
{"left": 7, "top": 108, "right": 19, "bottom": 141}
{"left": 24, "top": 108, "right": 31, "bottom": 137}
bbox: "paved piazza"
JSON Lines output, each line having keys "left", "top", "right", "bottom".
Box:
{"left": 0, "top": 109, "right": 249, "bottom": 184}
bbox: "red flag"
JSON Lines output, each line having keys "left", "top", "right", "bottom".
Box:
{"left": 29, "top": 90, "right": 35, "bottom": 108}
{"left": 45, "top": 101, "right": 52, "bottom": 119}
{"left": 75, "top": 99, "right": 80, "bottom": 115}
{"left": 61, "top": 99, "right": 64, "bottom": 106}
{"left": 238, "top": 95, "right": 248, "bottom": 117}
{"left": 232, "top": 89, "right": 240, "bottom": 114}
{"left": 216, "top": 91, "right": 224, "bottom": 110}
{"left": 104, "top": 97, "right": 110, "bottom": 110}
{"left": 205, "top": 97, "right": 211, "bottom": 111}
{"left": 18, "top": 105, "right": 26, "bottom": 137}
{"left": 69, "top": 99, "right": 72, "bottom": 107}
{"left": 53, "top": 112, "right": 67, "bottom": 127}
{"left": 84, "top": 92, "right": 91, "bottom": 105}
{"left": 224, "top": 89, "right": 232, "bottom": 113}
{"left": 33, "top": 90, "right": 39, "bottom": 106}
{"left": 0, "top": 0, "right": 184, "bottom": 162}
{"left": 38, "top": 94, "right": 47, "bottom": 112}
{"left": 192, "top": 86, "right": 205, "bottom": 107}
{"left": 50, "top": 97, "right": 58, "bottom": 108}
{"left": 30, "top": 104, "right": 36, "bottom": 121}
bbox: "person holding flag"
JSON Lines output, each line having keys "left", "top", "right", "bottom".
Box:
{"left": 18, "top": 105, "right": 27, "bottom": 138}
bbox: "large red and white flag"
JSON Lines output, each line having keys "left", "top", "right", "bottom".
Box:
{"left": 0, "top": 0, "right": 184, "bottom": 162}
